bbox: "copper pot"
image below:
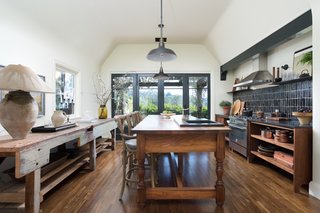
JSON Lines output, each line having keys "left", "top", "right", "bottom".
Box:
{"left": 256, "top": 111, "right": 264, "bottom": 118}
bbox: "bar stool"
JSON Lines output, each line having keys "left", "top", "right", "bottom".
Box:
{"left": 115, "top": 113, "right": 153, "bottom": 200}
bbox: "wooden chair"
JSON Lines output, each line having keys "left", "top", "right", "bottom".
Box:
{"left": 115, "top": 112, "right": 153, "bottom": 200}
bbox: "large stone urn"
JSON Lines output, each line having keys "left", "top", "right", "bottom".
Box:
{"left": 0, "top": 90, "right": 38, "bottom": 139}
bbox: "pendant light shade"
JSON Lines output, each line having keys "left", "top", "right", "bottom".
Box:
{"left": 147, "top": 0, "right": 177, "bottom": 62}
{"left": 147, "top": 42, "right": 177, "bottom": 61}
{"left": 153, "top": 61, "right": 169, "bottom": 80}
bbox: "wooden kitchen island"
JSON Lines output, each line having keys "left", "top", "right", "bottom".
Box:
{"left": 0, "top": 119, "right": 117, "bottom": 213}
{"left": 132, "top": 115, "right": 230, "bottom": 207}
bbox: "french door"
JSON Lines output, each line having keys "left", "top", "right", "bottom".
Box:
{"left": 111, "top": 73, "right": 210, "bottom": 118}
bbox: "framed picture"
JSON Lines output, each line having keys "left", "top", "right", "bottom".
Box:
{"left": 293, "top": 46, "right": 312, "bottom": 79}
{"left": 0, "top": 65, "right": 46, "bottom": 117}
{"left": 31, "top": 75, "right": 46, "bottom": 117}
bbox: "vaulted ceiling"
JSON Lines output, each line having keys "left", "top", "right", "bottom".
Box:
{"left": 2, "top": 0, "right": 232, "bottom": 65}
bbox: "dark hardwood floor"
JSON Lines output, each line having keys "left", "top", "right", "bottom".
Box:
{"left": 41, "top": 142, "right": 320, "bottom": 213}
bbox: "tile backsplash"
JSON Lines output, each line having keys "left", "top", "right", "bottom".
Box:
{"left": 233, "top": 79, "right": 312, "bottom": 117}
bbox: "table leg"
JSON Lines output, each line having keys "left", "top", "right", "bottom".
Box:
{"left": 178, "top": 153, "right": 183, "bottom": 178}
{"left": 215, "top": 133, "right": 225, "bottom": 207}
{"left": 137, "top": 134, "right": 146, "bottom": 206}
{"left": 25, "top": 168, "right": 41, "bottom": 213}
{"left": 89, "top": 139, "right": 97, "bottom": 170}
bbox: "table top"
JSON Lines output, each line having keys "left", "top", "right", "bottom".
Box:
{"left": 132, "top": 115, "right": 230, "bottom": 134}
{"left": 0, "top": 118, "right": 115, "bottom": 153}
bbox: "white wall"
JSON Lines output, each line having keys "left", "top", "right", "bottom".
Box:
{"left": 205, "top": 0, "right": 320, "bottom": 199}
{"left": 205, "top": 0, "right": 311, "bottom": 64}
{"left": 309, "top": 0, "right": 320, "bottom": 199}
{"left": 232, "top": 31, "right": 312, "bottom": 80}
{"left": 100, "top": 44, "right": 234, "bottom": 118}
{"left": 0, "top": 4, "right": 99, "bottom": 136}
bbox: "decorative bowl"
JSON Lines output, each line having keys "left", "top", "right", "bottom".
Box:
{"left": 160, "top": 112, "right": 175, "bottom": 119}
{"left": 292, "top": 112, "right": 312, "bottom": 125}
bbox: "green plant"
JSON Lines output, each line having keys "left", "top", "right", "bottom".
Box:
{"left": 219, "top": 100, "right": 231, "bottom": 107}
{"left": 299, "top": 51, "right": 312, "bottom": 66}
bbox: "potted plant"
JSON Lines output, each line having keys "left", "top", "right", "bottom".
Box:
{"left": 219, "top": 100, "right": 232, "bottom": 115}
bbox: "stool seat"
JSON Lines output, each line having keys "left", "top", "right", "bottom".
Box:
{"left": 125, "top": 139, "right": 136, "bottom": 151}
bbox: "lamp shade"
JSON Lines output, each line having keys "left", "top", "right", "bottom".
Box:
{"left": 0, "top": 64, "right": 53, "bottom": 93}
{"left": 147, "top": 43, "right": 177, "bottom": 62}
{"left": 153, "top": 66, "right": 169, "bottom": 80}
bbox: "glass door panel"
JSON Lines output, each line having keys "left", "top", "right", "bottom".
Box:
{"left": 113, "top": 76, "right": 133, "bottom": 115}
{"left": 139, "top": 76, "right": 158, "bottom": 115}
{"left": 164, "top": 76, "right": 183, "bottom": 114}
{"left": 189, "top": 76, "right": 209, "bottom": 118}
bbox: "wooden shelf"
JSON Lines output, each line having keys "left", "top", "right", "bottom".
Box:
{"left": 248, "top": 121, "right": 312, "bottom": 192}
{"left": 251, "top": 151, "right": 294, "bottom": 174}
{"left": 227, "top": 88, "right": 251, "bottom": 94}
{"left": 275, "top": 76, "right": 312, "bottom": 85}
{"left": 41, "top": 159, "right": 88, "bottom": 196}
{"left": 0, "top": 152, "right": 89, "bottom": 204}
{"left": 41, "top": 152, "right": 88, "bottom": 183}
{"left": 251, "top": 134, "right": 294, "bottom": 151}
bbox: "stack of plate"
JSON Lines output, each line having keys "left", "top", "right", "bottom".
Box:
{"left": 257, "top": 144, "right": 277, "bottom": 157}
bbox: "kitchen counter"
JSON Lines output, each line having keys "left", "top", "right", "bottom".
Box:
{"left": 249, "top": 118, "right": 312, "bottom": 129}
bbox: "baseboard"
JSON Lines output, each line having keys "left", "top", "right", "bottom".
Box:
{"left": 309, "top": 181, "right": 320, "bottom": 200}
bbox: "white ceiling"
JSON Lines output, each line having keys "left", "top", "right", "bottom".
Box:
{"left": 2, "top": 0, "right": 232, "bottom": 64}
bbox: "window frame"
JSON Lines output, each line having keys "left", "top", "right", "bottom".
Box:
{"left": 55, "top": 65, "right": 78, "bottom": 116}
{"left": 111, "top": 73, "right": 211, "bottom": 118}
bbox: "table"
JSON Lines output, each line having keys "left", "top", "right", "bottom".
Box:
{"left": 132, "top": 115, "right": 230, "bottom": 206}
{"left": 0, "top": 119, "right": 117, "bottom": 213}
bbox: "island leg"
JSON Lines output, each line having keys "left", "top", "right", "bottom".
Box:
{"left": 136, "top": 134, "right": 146, "bottom": 206}
{"left": 215, "top": 133, "right": 225, "bottom": 207}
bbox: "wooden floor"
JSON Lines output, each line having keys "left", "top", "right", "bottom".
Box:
{"left": 40, "top": 142, "right": 320, "bottom": 213}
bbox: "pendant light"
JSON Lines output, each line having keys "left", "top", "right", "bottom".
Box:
{"left": 147, "top": 0, "right": 177, "bottom": 61}
{"left": 153, "top": 61, "right": 169, "bottom": 80}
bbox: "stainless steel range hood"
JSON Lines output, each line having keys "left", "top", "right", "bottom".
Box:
{"left": 233, "top": 54, "right": 275, "bottom": 88}
{"left": 233, "top": 70, "right": 274, "bottom": 87}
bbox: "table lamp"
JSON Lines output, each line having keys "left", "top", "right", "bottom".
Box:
{"left": 0, "top": 64, "right": 53, "bottom": 139}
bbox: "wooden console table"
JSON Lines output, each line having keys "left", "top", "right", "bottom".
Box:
{"left": 132, "top": 115, "right": 230, "bottom": 207}
{"left": 0, "top": 119, "right": 117, "bottom": 213}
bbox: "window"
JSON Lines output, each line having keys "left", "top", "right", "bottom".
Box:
{"left": 164, "top": 76, "right": 183, "bottom": 114}
{"left": 112, "top": 74, "right": 134, "bottom": 115}
{"left": 139, "top": 75, "right": 158, "bottom": 114}
{"left": 55, "top": 66, "right": 76, "bottom": 115}
{"left": 111, "top": 73, "right": 210, "bottom": 118}
{"left": 189, "top": 76, "right": 209, "bottom": 118}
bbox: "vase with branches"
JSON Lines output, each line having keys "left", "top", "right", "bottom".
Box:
{"left": 94, "top": 74, "right": 112, "bottom": 119}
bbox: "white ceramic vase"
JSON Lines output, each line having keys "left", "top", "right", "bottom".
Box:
{"left": 51, "top": 110, "right": 67, "bottom": 127}
{"left": 0, "top": 91, "right": 38, "bottom": 139}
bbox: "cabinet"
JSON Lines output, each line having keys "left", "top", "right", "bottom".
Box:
{"left": 215, "top": 114, "right": 229, "bottom": 142}
{"left": 248, "top": 120, "right": 312, "bottom": 192}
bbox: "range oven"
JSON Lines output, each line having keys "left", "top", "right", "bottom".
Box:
{"left": 228, "top": 116, "right": 248, "bottom": 157}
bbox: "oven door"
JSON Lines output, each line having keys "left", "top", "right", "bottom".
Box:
{"left": 229, "top": 123, "right": 248, "bottom": 156}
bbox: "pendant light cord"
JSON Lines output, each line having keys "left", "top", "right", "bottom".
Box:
{"left": 160, "top": 0, "right": 164, "bottom": 45}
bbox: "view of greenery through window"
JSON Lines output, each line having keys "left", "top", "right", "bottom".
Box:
{"left": 139, "top": 76, "right": 158, "bottom": 114}
{"left": 112, "top": 74, "right": 210, "bottom": 118}
{"left": 164, "top": 76, "right": 183, "bottom": 114}
{"left": 55, "top": 70, "right": 75, "bottom": 115}
{"left": 189, "top": 77, "right": 208, "bottom": 118}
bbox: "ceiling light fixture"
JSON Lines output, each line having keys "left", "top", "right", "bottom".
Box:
{"left": 147, "top": 0, "right": 177, "bottom": 62}
{"left": 153, "top": 61, "right": 169, "bottom": 80}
